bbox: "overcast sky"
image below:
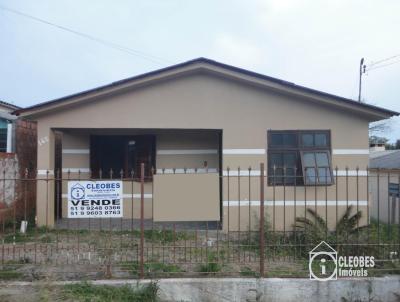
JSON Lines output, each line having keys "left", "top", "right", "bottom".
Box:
{"left": 1, "top": 0, "right": 399, "bottom": 141}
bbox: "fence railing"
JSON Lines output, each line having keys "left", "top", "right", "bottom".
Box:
{"left": 0, "top": 163, "right": 399, "bottom": 280}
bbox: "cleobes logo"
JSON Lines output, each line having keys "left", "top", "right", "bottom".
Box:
{"left": 309, "top": 241, "right": 338, "bottom": 281}
{"left": 70, "top": 183, "right": 86, "bottom": 200}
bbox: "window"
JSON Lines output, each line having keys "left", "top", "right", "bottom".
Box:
{"left": 301, "top": 151, "right": 332, "bottom": 185}
{"left": 90, "top": 135, "right": 155, "bottom": 180}
{"left": 0, "top": 128, "right": 7, "bottom": 152}
{"left": 268, "top": 151, "right": 300, "bottom": 185}
{"left": 389, "top": 183, "right": 399, "bottom": 197}
{"left": 268, "top": 130, "right": 332, "bottom": 185}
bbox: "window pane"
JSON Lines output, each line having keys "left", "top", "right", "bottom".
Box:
{"left": 282, "top": 134, "right": 296, "bottom": 146}
{"left": 303, "top": 152, "right": 315, "bottom": 167}
{"left": 315, "top": 133, "right": 328, "bottom": 147}
{"left": 305, "top": 168, "right": 317, "bottom": 184}
{"left": 301, "top": 134, "right": 314, "bottom": 146}
{"left": 270, "top": 133, "right": 296, "bottom": 147}
{"left": 268, "top": 151, "right": 302, "bottom": 186}
{"left": 270, "top": 134, "right": 283, "bottom": 146}
{"left": 285, "top": 168, "right": 295, "bottom": 184}
{"left": 270, "top": 153, "right": 283, "bottom": 167}
{"left": 271, "top": 168, "right": 284, "bottom": 184}
{"left": 316, "top": 152, "right": 329, "bottom": 166}
{"left": 389, "top": 183, "right": 399, "bottom": 196}
{"left": 318, "top": 167, "right": 332, "bottom": 184}
{"left": 283, "top": 153, "right": 296, "bottom": 168}
{"left": 0, "top": 128, "right": 7, "bottom": 152}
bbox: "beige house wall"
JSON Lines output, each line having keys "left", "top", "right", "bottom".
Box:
{"left": 58, "top": 129, "right": 220, "bottom": 219}
{"left": 29, "top": 72, "right": 373, "bottom": 229}
{"left": 153, "top": 173, "right": 219, "bottom": 221}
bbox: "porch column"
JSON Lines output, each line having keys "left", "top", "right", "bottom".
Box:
{"left": 36, "top": 126, "right": 55, "bottom": 227}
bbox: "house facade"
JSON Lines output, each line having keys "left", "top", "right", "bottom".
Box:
{"left": 0, "top": 100, "right": 20, "bottom": 153}
{"left": 15, "top": 58, "right": 397, "bottom": 231}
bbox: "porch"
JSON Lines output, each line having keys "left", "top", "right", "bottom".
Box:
{"left": 51, "top": 128, "right": 222, "bottom": 226}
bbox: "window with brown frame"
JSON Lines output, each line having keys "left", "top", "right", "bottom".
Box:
{"left": 90, "top": 135, "right": 155, "bottom": 180}
{"left": 267, "top": 130, "right": 333, "bottom": 186}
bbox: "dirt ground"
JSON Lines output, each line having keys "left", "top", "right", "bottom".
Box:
{"left": 0, "top": 283, "right": 62, "bottom": 302}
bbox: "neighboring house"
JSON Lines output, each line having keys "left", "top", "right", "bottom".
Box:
{"left": 14, "top": 58, "right": 398, "bottom": 230}
{"left": 369, "top": 148, "right": 400, "bottom": 224}
{"left": 0, "top": 100, "right": 37, "bottom": 222}
{"left": 0, "top": 100, "right": 20, "bottom": 153}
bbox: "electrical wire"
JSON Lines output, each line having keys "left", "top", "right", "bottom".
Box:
{"left": 0, "top": 5, "right": 171, "bottom": 65}
{"left": 368, "top": 54, "right": 400, "bottom": 67}
{"left": 366, "top": 58, "right": 400, "bottom": 72}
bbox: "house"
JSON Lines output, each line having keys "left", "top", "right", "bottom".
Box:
{"left": 369, "top": 148, "right": 400, "bottom": 224}
{"left": 0, "top": 100, "right": 37, "bottom": 223}
{"left": 14, "top": 58, "right": 398, "bottom": 230}
{"left": 0, "top": 99, "right": 20, "bottom": 152}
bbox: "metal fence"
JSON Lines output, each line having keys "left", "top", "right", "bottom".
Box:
{"left": 0, "top": 163, "right": 399, "bottom": 280}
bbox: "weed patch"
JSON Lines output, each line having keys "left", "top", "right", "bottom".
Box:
{"left": 61, "top": 281, "right": 159, "bottom": 302}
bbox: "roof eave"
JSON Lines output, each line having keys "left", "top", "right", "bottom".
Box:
{"left": 14, "top": 58, "right": 399, "bottom": 120}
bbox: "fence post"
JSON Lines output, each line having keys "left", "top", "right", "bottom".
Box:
{"left": 139, "top": 163, "right": 145, "bottom": 279}
{"left": 259, "top": 162, "right": 265, "bottom": 277}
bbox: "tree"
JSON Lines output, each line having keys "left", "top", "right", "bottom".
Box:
{"left": 395, "top": 140, "right": 400, "bottom": 149}
{"left": 369, "top": 135, "right": 388, "bottom": 145}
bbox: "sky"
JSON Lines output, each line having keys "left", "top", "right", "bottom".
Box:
{"left": 1, "top": 0, "right": 399, "bottom": 141}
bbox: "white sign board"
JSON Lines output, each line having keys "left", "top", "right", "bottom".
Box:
{"left": 68, "top": 181, "right": 123, "bottom": 218}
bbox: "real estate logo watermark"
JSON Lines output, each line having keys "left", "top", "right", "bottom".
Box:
{"left": 309, "top": 241, "right": 375, "bottom": 281}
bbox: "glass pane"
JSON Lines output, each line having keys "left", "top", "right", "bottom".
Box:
{"left": 275, "top": 168, "right": 284, "bottom": 176}
{"left": 283, "top": 153, "right": 296, "bottom": 168}
{"left": 282, "top": 133, "right": 297, "bottom": 146}
{"left": 305, "top": 168, "right": 317, "bottom": 184}
{"left": 318, "top": 167, "right": 332, "bottom": 184}
{"left": 270, "top": 133, "right": 296, "bottom": 147}
{"left": 270, "top": 153, "right": 283, "bottom": 167}
{"left": 272, "top": 168, "right": 284, "bottom": 184}
{"left": 316, "top": 152, "right": 329, "bottom": 166}
{"left": 301, "top": 134, "right": 314, "bottom": 146}
{"left": 389, "top": 183, "right": 399, "bottom": 196}
{"left": 315, "top": 133, "right": 328, "bottom": 146}
{"left": 303, "top": 152, "right": 315, "bottom": 167}
{"left": 270, "top": 133, "right": 283, "bottom": 146}
{"left": 285, "top": 168, "right": 295, "bottom": 184}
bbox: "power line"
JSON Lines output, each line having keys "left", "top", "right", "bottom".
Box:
{"left": 368, "top": 54, "right": 400, "bottom": 67}
{"left": 0, "top": 5, "right": 171, "bottom": 65}
{"left": 366, "top": 58, "right": 400, "bottom": 72}
{"left": 365, "top": 53, "right": 400, "bottom": 72}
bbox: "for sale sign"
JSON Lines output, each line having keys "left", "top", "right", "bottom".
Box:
{"left": 68, "top": 181, "right": 123, "bottom": 218}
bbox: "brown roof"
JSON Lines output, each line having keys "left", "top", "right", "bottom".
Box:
{"left": 0, "top": 99, "right": 20, "bottom": 111}
{"left": 14, "top": 58, "right": 399, "bottom": 119}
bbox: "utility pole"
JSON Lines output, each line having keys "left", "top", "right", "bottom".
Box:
{"left": 358, "top": 58, "right": 366, "bottom": 102}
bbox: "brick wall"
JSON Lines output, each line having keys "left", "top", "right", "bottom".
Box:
{"left": 0, "top": 120, "right": 37, "bottom": 224}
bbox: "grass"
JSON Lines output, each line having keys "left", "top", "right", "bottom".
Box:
{"left": 0, "top": 270, "right": 23, "bottom": 280}
{"left": 61, "top": 281, "right": 159, "bottom": 302}
{"left": 120, "top": 261, "right": 184, "bottom": 277}
{"left": 134, "top": 229, "right": 194, "bottom": 243}
{"left": 238, "top": 211, "right": 400, "bottom": 261}
{"left": 367, "top": 259, "right": 400, "bottom": 277}
{"left": 0, "top": 215, "right": 398, "bottom": 279}
{"left": 197, "top": 251, "right": 223, "bottom": 274}
{"left": 240, "top": 266, "right": 258, "bottom": 277}
{"left": 2, "top": 226, "right": 193, "bottom": 247}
